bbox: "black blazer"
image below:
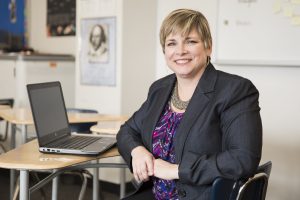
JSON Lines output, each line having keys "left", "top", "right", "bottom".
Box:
{"left": 117, "top": 63, "right": 262, "bottom": 199}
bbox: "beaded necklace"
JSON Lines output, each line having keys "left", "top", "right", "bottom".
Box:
{"left": 170, "top": 82, "right": 190, "bottom": 110}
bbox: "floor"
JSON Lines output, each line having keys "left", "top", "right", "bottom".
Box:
{"left": 0, "top": 168, "right": 125, "bottom": 200}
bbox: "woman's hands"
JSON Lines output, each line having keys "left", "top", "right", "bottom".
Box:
{"left": 131, "top": 146, "right": 155, "bottom": 182}
{"left": 154, "top": 159, "right": 179, "bottom": 180}
{"left": 131, "top": 146, "right": 179, "bottom": 182}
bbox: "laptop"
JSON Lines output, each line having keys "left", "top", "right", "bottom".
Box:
{"left": 27, "top": 81, "right": 116, "bottom": 155}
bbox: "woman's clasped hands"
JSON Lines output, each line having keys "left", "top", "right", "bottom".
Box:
{"left": 131, "top": 146, "right": 179, "bottom": 182}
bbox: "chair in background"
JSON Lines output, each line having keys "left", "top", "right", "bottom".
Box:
{"left": 211, "top": 161, "right": 272, "bottom": 200}
{"left": 0, "top": 98, "right": 14, "bottom": 152}
{"left": 67, "top": 108, "right": 98, "bottom": 133}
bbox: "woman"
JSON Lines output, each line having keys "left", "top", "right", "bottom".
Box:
{"left": 117, "top": 9, "right": 262, "bottom": 200}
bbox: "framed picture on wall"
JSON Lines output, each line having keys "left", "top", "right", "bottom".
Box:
{"left": 47, "top": 0, "right": 76, "bottom": 36}
{"left": 79, "top": 17, "right": 116, "bottom": 86}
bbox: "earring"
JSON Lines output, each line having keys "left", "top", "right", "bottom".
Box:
{"left": 207, "top": 56, "right": 211, "bottom": 65}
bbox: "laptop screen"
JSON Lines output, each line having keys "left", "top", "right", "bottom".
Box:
{"left": 27, "top": 82, "right": 70, "bottom": 146}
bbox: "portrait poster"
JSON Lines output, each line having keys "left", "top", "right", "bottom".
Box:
{"left": 47, "top": 0, "right": 76, "bottom": 36}
{"left": 80, "top": 17, "right": 116, "bottom": 86}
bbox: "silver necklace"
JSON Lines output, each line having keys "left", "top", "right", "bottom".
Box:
{"left": 171, "top": 83, "right": 190, "bottom": 110}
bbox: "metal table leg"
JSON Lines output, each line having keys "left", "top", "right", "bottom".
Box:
{"left": 52, "top": 169, "right": 59, "bottom": 200}
{"left": 19, "top": 170, "right": 29, "bottom": 200}
{"left": 20, "top": 124, "right": 27, "bottom": 144}
{"left": 93, "top": 159, "right": 100, "bottom": 200}
{"left": 120, "top": 168, "right": 126, "bottom": 198}
{"left": 10, "top": 124, "right": 16, "bottom": 200}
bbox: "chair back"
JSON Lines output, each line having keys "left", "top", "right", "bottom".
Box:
{"left": 236, "top": 173, "right": 268, "bottom": 200}
{"left": 236, "top": 161, "right": 272, "bottom": 200}
{"left": 66, "top": 108, "right": 98, "bottom": 133}
{"left": 0, "top": 98, "right": 14, "bottom": 108}
{"left": 0, "top": 98, "right": 14, "bottom": 145}
{"left": 257, "top": 161, "right": 272, "bottom": 177}
{"left": 211, "top": 161, "right": 272, "bottom": 200}
{"left": 211, "top": 178, "right": 236, "bottom": 200}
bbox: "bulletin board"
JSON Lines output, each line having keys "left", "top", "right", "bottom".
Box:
{"left": 216, "top": 0, "right": 300, "bottom": 66}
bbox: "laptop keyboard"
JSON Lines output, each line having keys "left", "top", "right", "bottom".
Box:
{"left": 48, "top": 136, "right": 101, "bottom": 150}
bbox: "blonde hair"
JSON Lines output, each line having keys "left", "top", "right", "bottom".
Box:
{"left": 160, "top": 9, "right": 212, "bottom": 53}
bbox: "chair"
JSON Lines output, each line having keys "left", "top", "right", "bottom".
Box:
{"left": 67, "top": 108, "right": 98, "bottom": 133}
{"left": 0, "top": 98, "right": 14, "bottom": 152}
{"left": 236, "top": 161, "right": 272, "bottom": 200}
{"left": 211, "top": 161, "right": 272, "bottom": 200}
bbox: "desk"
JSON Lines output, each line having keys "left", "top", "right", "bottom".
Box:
{"left": 90, "top": 120, "right": 126, "bottom": 135}
{"left": 0, "top": 139, "right": 126, "bottom": 200}
{"left": 0, "top": 105, "right": 10, "bottom": 110}
{"left": 0, "top": 108, "right": 127, "bottom": 200}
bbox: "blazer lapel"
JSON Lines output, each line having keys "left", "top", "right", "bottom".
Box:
{"left": 174, "top": 64, "right": 218, "bottom": 163}
{"left": 143, "top": 75, "right": 176, "bottom": 152}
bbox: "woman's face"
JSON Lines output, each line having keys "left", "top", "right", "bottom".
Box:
{"left": 164, "top": 29, "right": 211, "bottom": 80}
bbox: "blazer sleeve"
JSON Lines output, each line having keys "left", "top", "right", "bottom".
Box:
{"left": 178, "top": 78, "right": 262, "bottom": 185}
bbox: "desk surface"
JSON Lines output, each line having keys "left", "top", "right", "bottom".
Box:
{"left": 0, "top": 105, "right": 10, "bottom": 109}
{"left": 0, "top": 139, "right": 119, "bottom": 170}
{"left": 0, "top": 108, "right": 128, "bottom": 125}
{"left": 90, "top": 120, "right": 126, "bottom": 135}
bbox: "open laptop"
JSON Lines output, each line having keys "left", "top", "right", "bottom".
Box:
{"left": 27, "top": 81, "right": 116, "bottom": 155}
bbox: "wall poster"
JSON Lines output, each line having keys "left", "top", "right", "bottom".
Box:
{"left": 80, "top": 17, "right": 116, "bottom": 86}
{"left": 47, "top": 0, "right": 76, "bottom": 36}
{"left": 0, "top": 0, "right": 26, "bottom": 49}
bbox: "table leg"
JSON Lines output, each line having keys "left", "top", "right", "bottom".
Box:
{"left": 52, "top": 170, "right": 59, "bottom": 200}
{"left": 20, "top": 170, "right": 29, "bottom": 200}
{"left": 10, "top": 124, "right": 16, "bottom": 200}
{"left": 120, "top": 168, "right": 126, "bottom": 198}
{"left": 21, "top": 124, "right": 27, "bottom": 144}
{"left": 93, "top": 159, "right": 100, "bottom": 200}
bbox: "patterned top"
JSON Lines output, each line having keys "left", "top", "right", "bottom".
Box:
{"left": 152, "top": 104, "right": 184, "bottom": 200}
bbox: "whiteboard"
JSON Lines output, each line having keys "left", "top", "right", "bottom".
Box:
{"left": 216, "top": 0, "right": 300, "bottom": 66}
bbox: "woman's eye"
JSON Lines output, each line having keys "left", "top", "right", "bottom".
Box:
{"left": 187, "top": 40, "right": 197, "bottom": 44}
{"left": 166, "top": 42, "right": 176, "bottom": 47}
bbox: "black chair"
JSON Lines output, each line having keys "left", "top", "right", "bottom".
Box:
{"left": 211, "top": 177, "right": 238, "bottom": 200}
{"left": 67, "top": 108, "right": 98, "bottom": 133}
{"left": 236, "top": 161, "right": 272, "bottom": 200}
{"left": 211, "top": 161, "right": 272, "bottom": 200}
{"left": 0, "top": 98, "right": 14, "bottom": 152}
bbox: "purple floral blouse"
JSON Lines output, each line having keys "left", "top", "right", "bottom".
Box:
{"left": 152, "top": 104, "right": 184, "bottom": 200}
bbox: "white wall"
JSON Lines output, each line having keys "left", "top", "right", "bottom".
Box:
{"left": 121, "top": 0, "right": 157, "bottom": 114}
{"left": 27, "top": 0, "right": 76, "bottom": 55}
{"left": 75, "top": 0, "right": 122, "bottom": 114}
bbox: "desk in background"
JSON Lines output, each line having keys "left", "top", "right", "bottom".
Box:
{"left": 0, "top": 105, "right": 10, "bottom": 110}
{"left": 90, "top": 120, "right": 126, "bottom": 136}
{"left": 0, "top": 107, "right": 127, "bottom": 147}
